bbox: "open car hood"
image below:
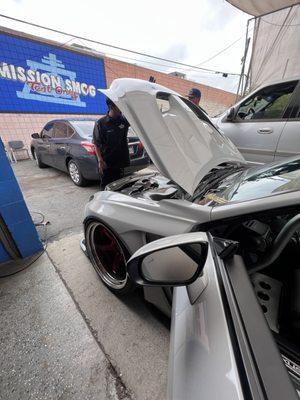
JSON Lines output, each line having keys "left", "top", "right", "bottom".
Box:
{"left": 100, "top": 78, "right": 245, "bottom": 195}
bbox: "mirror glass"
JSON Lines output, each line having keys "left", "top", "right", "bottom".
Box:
{"left": 141, "top": 243, "right": 204, "bottom": 284}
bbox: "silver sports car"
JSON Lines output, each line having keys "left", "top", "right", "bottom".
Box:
{"left": 83, "top": 79, "right": 300, "bottom": 398}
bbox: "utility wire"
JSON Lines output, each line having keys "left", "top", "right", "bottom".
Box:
{"left": 195, "top": 25, "right": 254, "bottom": 67}
{"left": 179, "top": 26, "right": 254, "bottom": 74}
{"left": 57, "top": 36, "right": 78, "bottom": 49}
{"left": 75, "top": 38, "right": 217, "bottom": 75}
{"left": 0, "top": 13, "right": 241, "bottom": 76}
{"left": 196, "top": 36, "right": 244, "bottom": 66}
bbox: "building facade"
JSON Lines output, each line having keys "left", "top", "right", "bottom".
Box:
{"left": 0, "top": 27, "right": 235, "bottom": 148}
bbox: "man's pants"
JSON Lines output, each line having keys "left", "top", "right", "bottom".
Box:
{"left": 100, "top": 168, "right": 124, "bottom": 189}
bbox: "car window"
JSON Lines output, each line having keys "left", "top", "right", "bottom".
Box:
{"left": 41, "top": 123, "right": 54, "bottom": 139}
{"left": 293, "top": 107, "right": 300, "bottom": 119}
{"left": 67, "top": 126, "right": 75, "bottom": 137}
{"left": 236, "top": 81, "right": 297, "bottom": 121}
{"left": 286, "top": 82, "right": 300, "bottom": 119}
{"left": 69, "top": 120, "right": 96, "bottom": 139}
{"left": 53, "top": 122, "right": 70, "bottom": 138}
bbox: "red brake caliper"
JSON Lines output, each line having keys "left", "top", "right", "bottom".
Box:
{"left": 96, "top": 228, "right": 123, "bottom": 276}
{"left": 111, "top": 252, "right": 122, "bottom": 274}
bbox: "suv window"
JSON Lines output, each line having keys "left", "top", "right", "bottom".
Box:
{"left": 236, "top": 81, "right": 297, "bottom": 121}
{"left": 41, "top": 123, "right": 54, "bottom": 139}
{"left": 286, "top": 83, "right": 300, "bottom": 119}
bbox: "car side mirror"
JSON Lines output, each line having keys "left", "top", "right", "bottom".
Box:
{"left": 127, "top": 233, "right": 208, "bottom": 287}
{"left": 31, "top": 133, "right": 39, "bottom": 139}
{"left": 226, "top": 107, "right": 235, "bottom": 121}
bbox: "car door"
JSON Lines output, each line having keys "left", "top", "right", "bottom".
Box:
{"left": 169, "top": 236, "right": 298, "bottom": 400}
{"left": 168, "top": 239, "right": 245, "bottom": 399}
{"left": 275, "top": 80, "right": 300, "bottom": 160}
{"left": 51, "top": 122, "right": 73, "bottom": 171}
{"left": 128, "top": 232, "right": 298, "bottom": 399}
{"left": 218, "top": 80, "right": 298, "bottom": 164}
{"left": 38, "top": 122, "right": 54, "bottom": 165}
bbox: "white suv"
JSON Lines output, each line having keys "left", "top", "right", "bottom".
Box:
{"left": 214, "top": 77, "right": 300, "bottom": 164}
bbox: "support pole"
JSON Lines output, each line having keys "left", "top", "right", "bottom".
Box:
{"left": 236, "top": 18, "right": 250, "bottom": 102}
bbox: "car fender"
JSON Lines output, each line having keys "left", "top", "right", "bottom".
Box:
{"left": 84, "top": 191, "right": 212, "bottom": 254}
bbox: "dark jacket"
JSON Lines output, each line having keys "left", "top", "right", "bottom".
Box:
{"left": 93, "top": 114, "right": 130, "bottom": 168}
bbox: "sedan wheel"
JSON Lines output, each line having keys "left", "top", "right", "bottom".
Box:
{"left": 85, "top": 220, "right": 135, "bottom": 295}
{"left": 68, "top": 160, "right": 88, "bottom": 186}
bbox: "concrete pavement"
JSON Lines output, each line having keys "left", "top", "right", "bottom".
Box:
{"left": 0, "top": 252, "right": 131, "bottom": 400}
{"left": 11, "top": 160, "right": 99, "bottom": 239}
{"left": 47, "top": 232, "right": 169, "bottom": 400}
{"left": 0, "top": 160, "right": 169, "bottom": 399}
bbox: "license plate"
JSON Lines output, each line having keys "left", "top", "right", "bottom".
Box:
{"left": 129, "top": 146, "right": 135, "bottom": 155}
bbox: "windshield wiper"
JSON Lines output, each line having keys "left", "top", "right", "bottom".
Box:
{"left": 192, "top": 165, "right": 245, "bottom": 201}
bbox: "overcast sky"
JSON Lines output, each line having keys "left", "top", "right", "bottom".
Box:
{"left": 1, "top": 0, "right": 250, "bottom": 92}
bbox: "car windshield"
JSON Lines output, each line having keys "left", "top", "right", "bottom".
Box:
{"left": 70, "top": 120, "right": 96, "bottom": 139}
{"left": 203, "top": 159, "right": 300, "bottom": 205}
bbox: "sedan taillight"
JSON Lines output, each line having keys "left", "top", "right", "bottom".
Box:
{"left": 138, "top": 142, "right": 144, "bottom": 151}
{"left": 81, "top": 141, "right": 96, "bottom": 155}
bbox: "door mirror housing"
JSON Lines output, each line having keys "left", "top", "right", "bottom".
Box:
{"left": 226, "top": 107, "right": 235, "bottom": 121}
{"left": 31, "top": 133, "right": 40, "bottom": 139}
{"left": 127, "top": 233, "right": 208, "bottom": 287}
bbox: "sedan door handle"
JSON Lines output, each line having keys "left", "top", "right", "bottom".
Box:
{"left": 257, "top": 128, "right": 273, "bottom": 134}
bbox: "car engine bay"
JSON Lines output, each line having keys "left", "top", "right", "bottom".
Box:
{"left": 106, "top": 164, "right": 245, "bottom": 203}
{"left": 107, "top": 173, "right": 184, "bottom": 201}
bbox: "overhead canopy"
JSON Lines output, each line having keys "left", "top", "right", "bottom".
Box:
{"left": 226, "top": 0, "right": 300, "bottom": 16}
{"left": 247, "top": 4, "right": 300, "bottom": 91}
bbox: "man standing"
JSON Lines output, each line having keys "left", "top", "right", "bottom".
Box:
{"left": 93, "top": 98, "right": 130, "bottom": 189}
{"left": 187, "top": 88, "right": 201, "bottom": 106}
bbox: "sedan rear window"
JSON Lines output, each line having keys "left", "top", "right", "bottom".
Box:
{"left": 70, "top": 120, "right": 97, "bottom": 139}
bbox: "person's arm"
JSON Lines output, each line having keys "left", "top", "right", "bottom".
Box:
{"left": 95, "top": 146, "right": 106, "bottom": 173}
{"left": 93, "top": 121, "right": 106, "bottom": 173}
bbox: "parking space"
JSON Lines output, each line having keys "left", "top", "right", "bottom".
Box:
{"left": 5, "top": 160, "right": 169, "bottom": 400}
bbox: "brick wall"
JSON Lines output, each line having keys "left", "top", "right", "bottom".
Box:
{"left": 104, "top": 57, "right": 235, "bottom": 115}
{"left": 0, "top": 55, "right": 235, "bottom": 150}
